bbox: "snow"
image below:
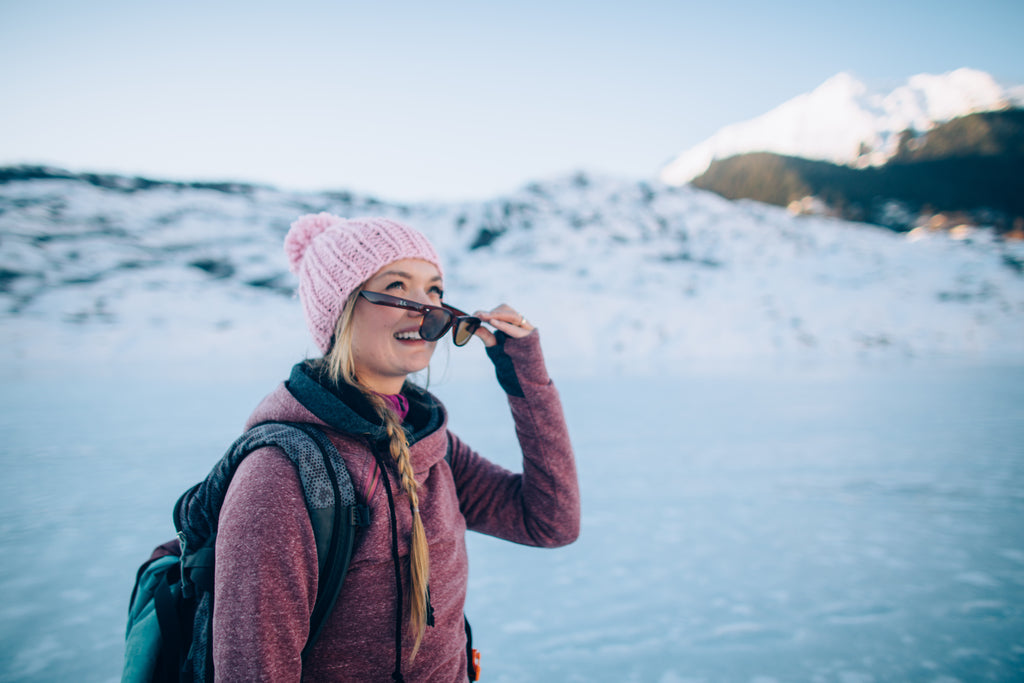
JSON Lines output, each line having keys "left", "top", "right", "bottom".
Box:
{"left": 1, "top": 169, "right": 1023, "bottom": 680}
{"left": 660, "top": 68, "right": 1018, "bottom": 185}
{"left": 1, "top": 364, "right": 1022, "bottom": 681}
{"left": 2, "top": 172, "right": 1022, "bottom": 381}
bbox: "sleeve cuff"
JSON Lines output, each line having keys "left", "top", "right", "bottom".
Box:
{"left": 485, "top": 330, "right": 551, "bottom": 397}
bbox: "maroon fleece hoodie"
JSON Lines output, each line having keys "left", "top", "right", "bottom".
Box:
{"left": 212, "top": 331, "right": 580, "bottom": 681}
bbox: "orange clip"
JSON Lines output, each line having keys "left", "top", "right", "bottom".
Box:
{"left": 469, "top": 648, "right": 482, "bottom": 681}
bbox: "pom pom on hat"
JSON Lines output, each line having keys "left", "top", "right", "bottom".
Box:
{"left": 284, "top": 213, "right": 443, "bottom": 353}
{"left": 284, "top": 212, "right": 345, "bottom": 274}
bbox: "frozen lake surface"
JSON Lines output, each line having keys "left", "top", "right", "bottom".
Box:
{"left": 1, "top": 362, "right": 1023, "bottom": 682}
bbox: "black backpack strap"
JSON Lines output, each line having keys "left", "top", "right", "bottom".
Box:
{"left": 175, "top": 421, "right": 369, "bottom": 680}
{"left": 292, "top": 423, "right": 371, "bottom": 659}
{"left": 464, "top": 616, "right": 481, "bottom": 681}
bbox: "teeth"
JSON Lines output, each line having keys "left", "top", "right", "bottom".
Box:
{"left": 395, "top": 331, "right": 420, "bottom": 340}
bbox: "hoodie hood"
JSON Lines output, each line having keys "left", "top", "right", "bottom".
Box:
{"left": 246, "top": 361, "right": 449, "bottom": 475}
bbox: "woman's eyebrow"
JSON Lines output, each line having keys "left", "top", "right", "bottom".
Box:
{"left": 375, "top": 270, "right": 412, "bottom": 280}
{"left": 374, "top": 270, "right": 442, "bottom": 282}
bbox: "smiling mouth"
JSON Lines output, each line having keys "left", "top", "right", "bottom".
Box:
{"left": 394, "top": 330, "right": 422, "bottom": 341}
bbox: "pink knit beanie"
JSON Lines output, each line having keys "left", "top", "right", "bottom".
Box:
{"left": 284, "top": 213, "right": 443, "bottom": 353}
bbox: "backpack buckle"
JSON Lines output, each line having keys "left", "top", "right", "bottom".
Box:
{"left": 176, "top": 532, "right": 195, "bottom": 598}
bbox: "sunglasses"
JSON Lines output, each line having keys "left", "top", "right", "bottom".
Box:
{"left": 358, "top": 290, "right": 482, "bottom": 346}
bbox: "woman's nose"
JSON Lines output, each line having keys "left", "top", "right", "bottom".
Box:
{"left": 406, "top": 289, "right": 437, "bottom": 308}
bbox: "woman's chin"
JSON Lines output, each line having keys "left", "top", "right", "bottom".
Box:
{"left": 397, "top": 346, "right": 435, "bottom": 375}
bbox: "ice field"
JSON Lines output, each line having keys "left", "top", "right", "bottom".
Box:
{"left": 1, "top": 361, "right": 1022, "bottom": 682}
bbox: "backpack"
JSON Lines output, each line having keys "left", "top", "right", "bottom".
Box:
{"left": 122, "top": 421, "right": 369, "bottom": 683}
{"left": 123, "top": 422, "right": 481, "bottom": 682}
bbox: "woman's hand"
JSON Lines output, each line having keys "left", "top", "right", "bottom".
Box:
{"left": 473, "top": 304, "right": 535, "bottom": 347}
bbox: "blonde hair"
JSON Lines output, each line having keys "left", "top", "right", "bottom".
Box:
{"left": 323, "top": 289, "right": 431, "bottom": 659}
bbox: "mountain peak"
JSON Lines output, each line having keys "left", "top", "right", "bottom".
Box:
{"left": 660, "top": 68, "right": 1018, "bottom": 185}
{"left": 816, "top": 71, "right": 868, "bottom": 97}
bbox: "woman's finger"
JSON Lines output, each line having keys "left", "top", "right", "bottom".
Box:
{"left": 476, "top": 306, "right": 534, "bottom": 339}
{"left": 473, "top": 325, "right": 497, "bottom": 347}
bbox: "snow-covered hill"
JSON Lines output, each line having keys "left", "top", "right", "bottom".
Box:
{"left": 661, "top": 68, "right": 1021, "bottom": 185}
{"left": 1, "top": 169, "right": 1023, "bottom": 379}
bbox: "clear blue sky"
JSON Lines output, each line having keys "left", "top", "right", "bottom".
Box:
{"left": 2, "top": 0, "right": 1022, "bottom": 202}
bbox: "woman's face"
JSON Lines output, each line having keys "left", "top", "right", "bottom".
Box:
{"left": 350, "top": 258, "right": 443, "bottom": 394}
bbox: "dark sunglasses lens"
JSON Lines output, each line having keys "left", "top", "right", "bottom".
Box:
{"left": 419, "top": 309, "right": 453, "bottom": 341}
{"left": 453, "top": 317, "right": 481, "bottom": 346}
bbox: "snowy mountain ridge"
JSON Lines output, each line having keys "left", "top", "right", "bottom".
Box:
{"left": 660, "top": 68, "right": 1021, "bottom": 185}
{"left": 1, "top": 168, "right": 1023, "bottom": 378}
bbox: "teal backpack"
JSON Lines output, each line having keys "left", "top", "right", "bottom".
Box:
{"left": 122, "top": 422, "right": 369, "bottom": 683}
{"left": 123, "top": 422, "right": 480, "bottom": 682}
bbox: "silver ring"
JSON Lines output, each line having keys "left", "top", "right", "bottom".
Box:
{"left": 519, "top": 315, "right": 526, "bottom": 326}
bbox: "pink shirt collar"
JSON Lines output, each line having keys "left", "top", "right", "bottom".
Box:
{"left": 378, "top": 392, "right": 410, "bottom": 421}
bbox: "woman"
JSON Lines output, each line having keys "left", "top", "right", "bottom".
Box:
{"left": 212, "top": 213, "right": 580, "bottom": 681}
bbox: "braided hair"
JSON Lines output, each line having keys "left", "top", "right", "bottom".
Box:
{"left": 323, "top": 288, "right": 432, "bottom": 659}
